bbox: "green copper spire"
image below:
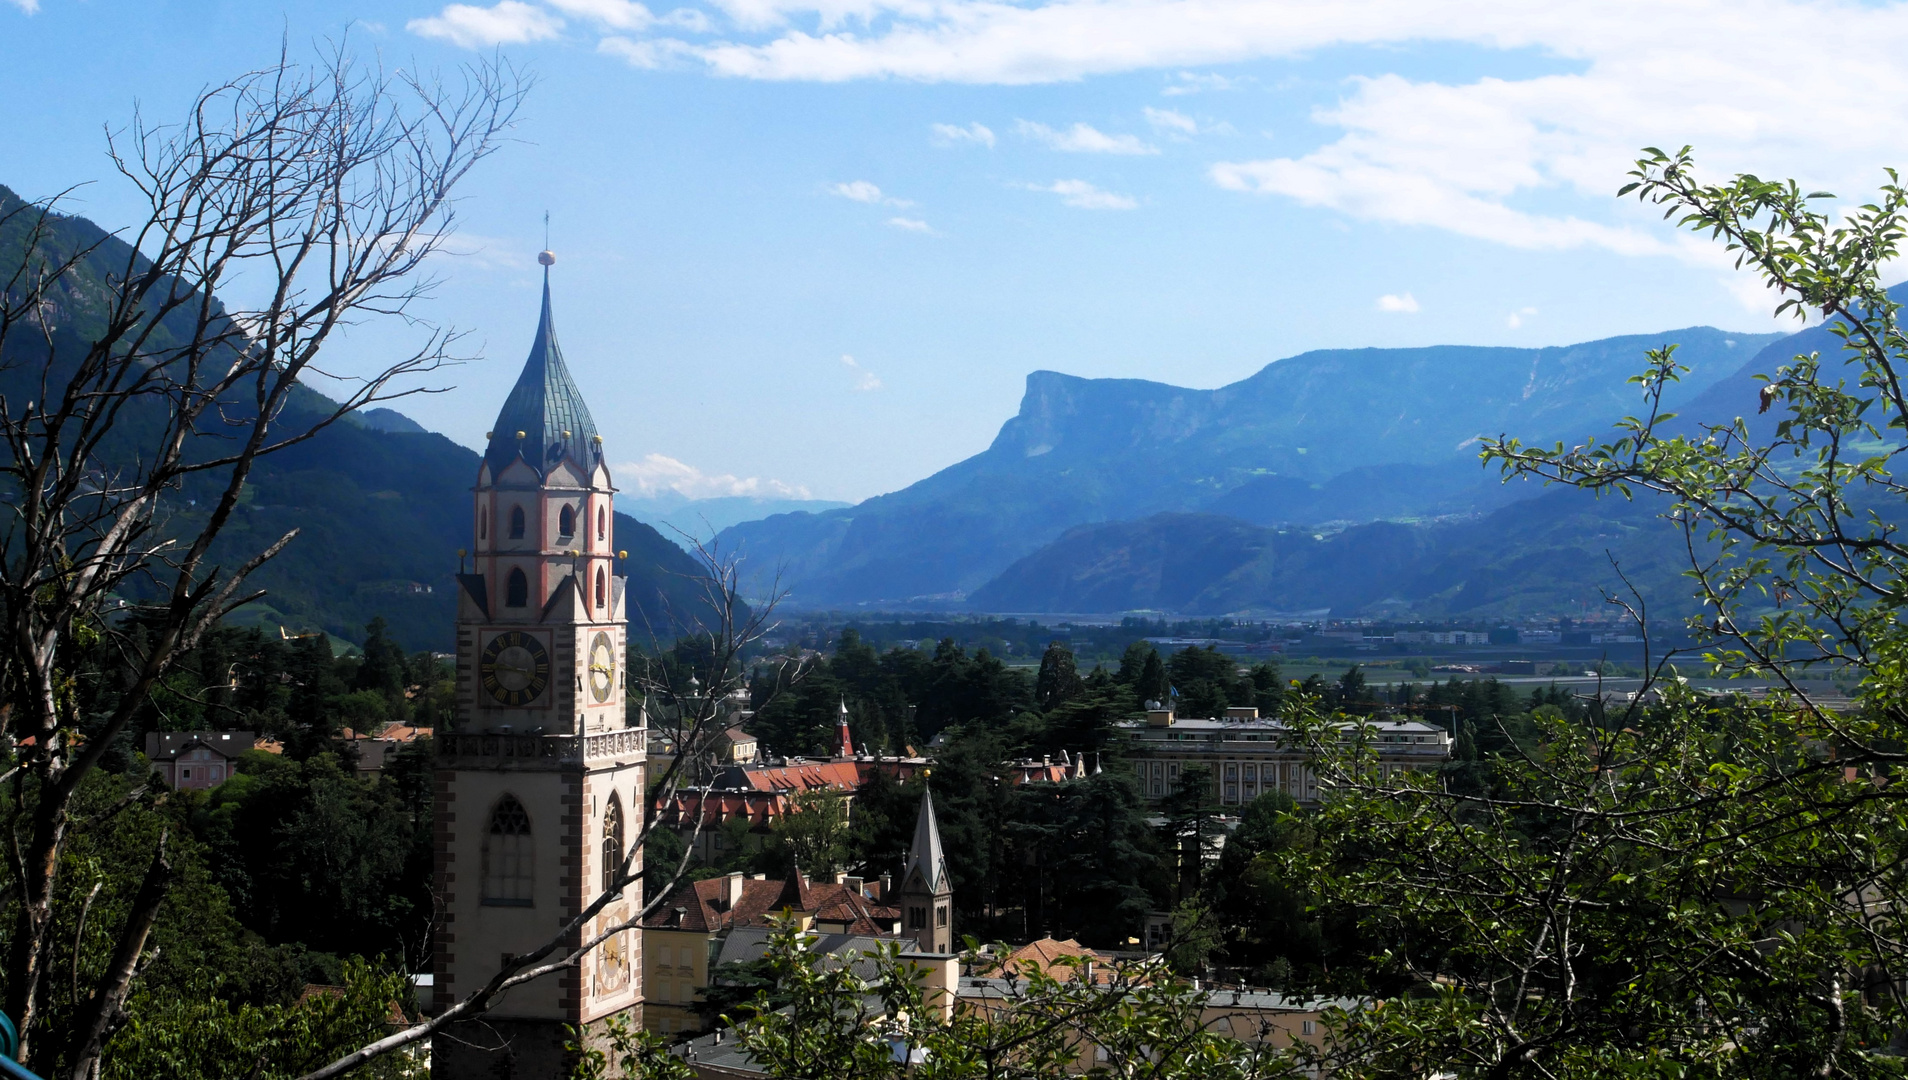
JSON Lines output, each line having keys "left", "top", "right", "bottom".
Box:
{"left": 484, "top": 261, "right": 601, "bottom": 481}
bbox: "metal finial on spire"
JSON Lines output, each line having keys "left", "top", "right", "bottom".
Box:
{"left": 538, "top": 210, "right": 555, "bottom": 266}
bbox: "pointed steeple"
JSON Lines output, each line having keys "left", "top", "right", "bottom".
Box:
{"left": 483, "top": 258, "right": 603, "bottom": 481}
{"left": 837, "top": 700, "right": 854, "bottom": 759}
{"left": 903, "top": 789, "right": 949, "bottom": 895}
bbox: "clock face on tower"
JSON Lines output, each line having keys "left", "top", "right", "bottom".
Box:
{"left": 588, "top": 631, "right": 616, "bottom": 704}
{"left": 480, "top": 631, "right": 551, "bottom": 706}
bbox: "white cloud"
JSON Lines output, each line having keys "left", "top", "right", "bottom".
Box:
{"left": 1025, "top": 180, "right": 1138, "bottom": 211}
{"left": 1506, "top": 305, "right": 1538, "bottom": 328}
{"left": 546, "top": 0, "right": 654, "bottom": 29}
{"left": 1017, "top": 120, "right": 1157, "bottom": 155}
{"left": 841, "top": 354, "right": 882, "bottom": 390}
{"left": 1376, "top": 292, "right": 1420, "bottom": 313}
{"left": 1144, "top": 106, "right": 1197, "bottom": 136}
{"left": 407, "top": 0, "right": 562, "bottom": 47}
{"left": 7, "top": 0, "right": 40, "bottom": 12}
{"left": 931, "top": 121, "right": 996, "bottom": 147}
{"left": 584, "top": 0, "right": 1908, "bottom": 283}
{"left": 887, "top": 216, "right": 938, "bottom": 234}
{"left": 830, "top": 180, "right": 885, "bottom": 203}
{"left": 618, "top": 453, "right": 812, "bottom": 499}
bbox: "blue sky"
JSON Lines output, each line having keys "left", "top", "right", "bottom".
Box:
{"left": 6, "top": 0, "right": 1904, "bottom": 502}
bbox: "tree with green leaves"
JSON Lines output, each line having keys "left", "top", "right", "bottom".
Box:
{"left": 716, "top": 916, "right": 1306, "bottom": 1080}
{"left": 1278, "top": 150, "right": 1908, "bottom": 1078}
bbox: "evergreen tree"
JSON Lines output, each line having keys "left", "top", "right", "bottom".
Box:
{"left": 1034, "top": 640, "right": 1086, "bottom": 712}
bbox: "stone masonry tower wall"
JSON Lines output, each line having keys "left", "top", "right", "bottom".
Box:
{"left": 432, "top": 260, "right": 645, "bottom": 1078}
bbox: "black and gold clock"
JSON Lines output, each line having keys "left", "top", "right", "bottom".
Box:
{"left": 588, "top": 631, "right": 616, "bottom": 704}
{"left": 480, "top": 631, "right": 551, "bottom": 706}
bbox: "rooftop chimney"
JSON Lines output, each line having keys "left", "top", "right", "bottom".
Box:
{"left": 726, "top": 871, "right": 745, "bottom": 910}
{"left": 1147, "top": 708, "right": 1176, "bottom": 727}
{"left": 1224, "top": 706, "right": 1259, "bottom": 720}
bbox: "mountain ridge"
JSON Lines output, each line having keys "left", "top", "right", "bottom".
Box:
{"left": 718, "top": 326, "right": 1783, "bottom": 607}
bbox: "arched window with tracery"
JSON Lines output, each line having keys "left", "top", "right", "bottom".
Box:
{"left": 508, "top": 505, "right": 526, "bottom": 539}
{"left": 595, "top": 567, "right": 607, "bottom": 610}
{"left": 505, "top": 568, "right": 529, "bottom": 608}
{"left": 601, "top": 794, "right": 625, "bottom": 894}
{"left": 482, "top": 795, "right": 534, "bottom": 906}
{"left": 559, "top": 504, "right": 575, "bottom": 538}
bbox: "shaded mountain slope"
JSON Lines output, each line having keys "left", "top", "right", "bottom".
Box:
{"left": 0, "top": 184, "right": 717, "bottom": 651}
{"left": 968, "top": 489, "right": 1690, "bottom": 619}
{"left": 721, "top": 328, "right": 1780, "bottom": 607}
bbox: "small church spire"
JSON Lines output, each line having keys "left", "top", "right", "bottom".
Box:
{"left": 837, "top": 700, "right": 854, "bottom": 759}
{"left": 904, "top": 789, "right": 948, "bottom": 895}
{"left": 899, "top": 789, "right": 953, "bottom": 951}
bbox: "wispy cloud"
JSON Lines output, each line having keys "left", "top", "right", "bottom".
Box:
{"left": 830, "top": 180, "right": 893, "bottom": 204}
{"left": 545, "top": 0, "right": 653, "bottom": 29}
{"left": 931, "top": 121, "right": 996, "bottom": 148}
{"left": 6, "top": 0, "right": 40, "bottom": 13}
{"left": 841, "top": 354, "right": 882, "bottom": 390}
{"left": 407, "top": 0, "right": 562, "bottom": 47}
{"left": 1016, "top": 120, "right": 1157, "bottom": 155}
{"left": 1162, "top": 71, "right": 1243, "bottom": 96}
{"left": 434, "top": 230, "right": 538, "bottom": 271}
{"left": 1506, "top": 306, "right": 1538, "bottom": 328}
{"left": 887, "top": 217, "right": 938, "bottom": 234}
{"left": 1023, "top": 180, "right": 1138, "bottom": 211}
{"left": 1376, "top": 292, "right": 1420, "bottom": 314}
{"left": 1144, "top": 106, "right": 1197, "bottom": 136}
{"left": 618, "top": 453, "right": 812, "bottom": 499}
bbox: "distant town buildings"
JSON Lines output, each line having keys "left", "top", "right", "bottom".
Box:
{"left": 1123, "top": 705, "right": 1451, "bottom": 805}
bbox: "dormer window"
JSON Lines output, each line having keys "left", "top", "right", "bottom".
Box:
{"left": 559, "top": 504, "right": 575, "bottom": 538}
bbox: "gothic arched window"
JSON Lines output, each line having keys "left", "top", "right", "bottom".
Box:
{"left": 601, "top": 794, "right": 625, "bottom": 894}
{"left": 595, "top": 567, "right": 607, "bottom": 610}
{"left": 508, "top": 505, "right": 526, "bottom": 539}
{"left": 559, "top": 504, "right": 575, "bottom": 538}
{"left": 482, "top": 795, "right": 534, "bottom": 906}
{"left": 505, "top": 568, "right": 529, "bottom": 608}
{"left": 597, "top": 506, "right": 606, "bottom": 542}
{"left": 479, "top": 512, "right": 488, "bottom": 541}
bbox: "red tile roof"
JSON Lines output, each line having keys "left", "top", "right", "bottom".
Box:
{"left": 1003, "top": 937, "right": 1116, "bottom": 983}
{"left": 641, "top": 871, "right": 899, "bottom": 936}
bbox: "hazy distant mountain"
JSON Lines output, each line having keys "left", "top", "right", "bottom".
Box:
{"left": 966, "top": 310, "right": 1908, "bottom": 619}
{"left": 620, "top": 492, "right": 853, "bottom": 550}
{"left": 967, "top": 490, "right": 1692, "bottom": 619}
{"left": 0, "top": 184, "right": 722, "bottom": 651}
{"left": 718, "top": 328, "right": 1782, "bottom": 608}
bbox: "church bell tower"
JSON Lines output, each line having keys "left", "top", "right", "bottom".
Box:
{"left": 899, "top": 791, "right": 954, "bottom": 953}
{"left": 433, "top": 251, "right": 645, "bottom": 1076}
